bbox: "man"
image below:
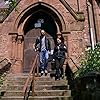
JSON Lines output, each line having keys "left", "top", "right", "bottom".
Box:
{"left": 35, "top": 30, "right": 51, "bottom": 76}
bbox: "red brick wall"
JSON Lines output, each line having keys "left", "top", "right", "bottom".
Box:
{"left": 0, "top": 0, "right": 99, "bottom": 69}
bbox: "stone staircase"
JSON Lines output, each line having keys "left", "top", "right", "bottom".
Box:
{"left": 1, "top": 73, "right": 73, "bottom": 100}
{"left": 1, "top": 73, "right": 29, "bottom": 100}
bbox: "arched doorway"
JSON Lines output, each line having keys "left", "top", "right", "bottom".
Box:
{"left": 23, "top": 10, "right": 58, "bottom": 72}
{"left": 15, "top": 2, "right": 66, "bottom": 73}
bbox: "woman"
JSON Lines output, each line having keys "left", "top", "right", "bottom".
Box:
{"left": 53, "top": 37, "right": 67, "bottom": 80}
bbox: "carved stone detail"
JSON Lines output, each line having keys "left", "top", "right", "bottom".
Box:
{"left": 17, "top": 35, "right": 24, "bottom": 44}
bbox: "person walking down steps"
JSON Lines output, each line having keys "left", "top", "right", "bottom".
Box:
{"left": 53, "top": 37, "right": 67, "bottom": 80}
{"left": 35, "top": 30, "right": 51, "bottom": 76}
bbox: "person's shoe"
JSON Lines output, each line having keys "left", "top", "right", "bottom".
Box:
{"left": 55, "top": 77, "right": 60, "bottom": 81}
{"left": 44, "top": 70, "right": 48, "bottom": 76}
{"left": 55, "top": 75, "right": 60, "bottom": 80}
{"left": 40, "top": 71, "right": 44, "bottom": 76}
{"left": 61, "top": 75, "right": 64, "bottom": 79}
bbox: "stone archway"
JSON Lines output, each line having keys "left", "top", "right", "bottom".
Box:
{"left": 23, "top": 28, "right": 55, "bottom": 73}
{"left": 12, "top": 2, "right": 67, "bottom": 73}
{"left": 23, "top": 7, "right": 58, "bottom": 72}
{"left": 15, "top": 2, "right": 66, "bottom": 33}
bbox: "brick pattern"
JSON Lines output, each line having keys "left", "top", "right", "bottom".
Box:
{"left": 0, "top": 0, "right": 99, "bottom": 72}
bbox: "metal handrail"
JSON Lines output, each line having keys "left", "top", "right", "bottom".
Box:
{"left": 23, "top": 54, "right": 38, "bottom": 100}
{"left": 68, "top": 57, "right": 80, "bottom": 70}
{"left": 32, "top": 54, "right": 39, "bottom": 96}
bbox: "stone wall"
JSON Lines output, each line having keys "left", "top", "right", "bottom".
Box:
{"left": 0, "top": 0, "right": 99, "bottom": 70}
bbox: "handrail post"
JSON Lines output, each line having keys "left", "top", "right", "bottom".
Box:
{"left": 32, "top": 55, "right": 38, "bottom": 96}
{"left": 23, "top": 55, "right": 38, "bottom": 99}
{"left": 67, "top": 57, "right": 80, "bottom": 72}
{"left": 32, "top": 75, "right": 35, "bottom": 96}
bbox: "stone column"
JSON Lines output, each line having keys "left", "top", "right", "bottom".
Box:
{"left": 13, "top": 35, "right": 24, "bottom": 73}
{"left": 62, "top": 31, "right": 70, "bottom": 57}
{"left": 62, "top": 31, "right": 70, "bottom": 73}
{"left": 17, "top": 35, "right": 24, "bottom": 60}
{"left": 9, "top": 33, "right": 18, "bottom": 59}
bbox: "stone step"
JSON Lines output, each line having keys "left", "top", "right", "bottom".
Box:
{"left": 6, "top": 80, "right": 26, "bottom": 85}
{"left": 4, "top": 91, "right": 24, "bottom": 96}
{"left": 7, "top": 73, "right": 29, "bottom": 77}
{"left": 6, "top": 74, "right": 29, "bottom": 80}
{"left": 3, "top": 84, "right": 69, "bottom": 91}
{"left": 29, "top": 96, "right": 73, "bottom": 100}
{"left": 5, "top": 74, "right": 32, "bottom": 86}
{"left": 1, "top": 96, "right": 73, "bottom": 100}
{"left": 36, "top": 77, "right": 67, "bottom": 80}
{"left": 7, "top": 79, "right": 27, "bottom": 83}
{"left": 4, "top": 89, "right": 71, "bottom": 96}
{"left": 35, "top": 80, "right": 68, "bottom": 85}
{"left": 2, "top": 85, "right": 30, "bottom": 90}
{"left": 34, "top": 85, "right": 69, "bottom": 90}
{"left": 6, "top": 77, "right": 28, "bottom": 82}
{"left": 1, "top": 73, "right": 72, "bottom": 100}
{"left": 33, "top": 90, "right": 71, "bottom": 96}
{"left": 1, "top": 96, "right": 24, "bottom": 100}
{"left": 35, "top": 76, "right": 54, "bottom": 81}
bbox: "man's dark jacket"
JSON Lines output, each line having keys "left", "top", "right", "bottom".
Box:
{"left": 35, "top": 36, "right": 51, "bottom": 52}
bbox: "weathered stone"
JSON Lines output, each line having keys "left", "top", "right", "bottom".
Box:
{"left": 0, "top": 0, "right": 99, "bottom": 73}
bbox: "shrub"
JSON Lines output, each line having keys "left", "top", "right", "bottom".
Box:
{"left": 0, "top": 73, "right": 6, "bottom": 87}
{"left": 75, "top": 43, "right": 100, "bottom": 78}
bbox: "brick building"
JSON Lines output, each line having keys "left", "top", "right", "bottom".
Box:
{"left": 0, "top": 0, "right": 100, "bottom": 73}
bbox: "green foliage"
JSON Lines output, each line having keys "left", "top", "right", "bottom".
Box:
{"left": 0, "top": 73, "right": 6, "bottom": 97}
{"left": 0, "top": 73, "right": 6, "bottom": 87}
{"left": 75, "top": 43, "right": 100, "bottom": 78}
{"left": 4, "top": 0, "right": 17, "bottom": 11}
{"left": 0, "top": 76, "right": 4, "bottom": 86}
{"left": 8, "top": 0, "right": 16, "bottom": 10}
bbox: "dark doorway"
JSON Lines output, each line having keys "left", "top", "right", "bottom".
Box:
{"left": 24, "top": 10, "right": 57, "bottom": 39}
{"left": 23, "top": 11, "right": 57, "bottom": 73}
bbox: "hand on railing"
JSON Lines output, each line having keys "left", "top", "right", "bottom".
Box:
{"left": 66, "top": 56, "right": 80, "bottom": 70}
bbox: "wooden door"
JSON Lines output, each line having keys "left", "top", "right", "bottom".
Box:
{"left": 23, "top": 28, "right": 55, "bottom": 73}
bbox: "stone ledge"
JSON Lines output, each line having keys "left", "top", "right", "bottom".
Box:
{"left": 0, "top": 58, "right": 11, "bottom": 75}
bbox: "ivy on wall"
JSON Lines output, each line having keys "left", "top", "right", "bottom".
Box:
{"left": 4, "top": 0, "right": 17, "bottom": 10}
{"left": 0, "top": 73, "right": 7, "bottom": 98}
{"left": 75, "top": 43, "right": 100, "bottom": 78}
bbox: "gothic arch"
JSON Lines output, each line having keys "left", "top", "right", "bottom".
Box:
{"left": 11, "top": 2, "right": 68, "bottom": 73}
{"left": 14, "top": 2, "right": 66, "bottom": 34}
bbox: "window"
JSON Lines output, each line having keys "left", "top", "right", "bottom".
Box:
{"left": 34, "top": 19, "right": 44, "bottom": 28}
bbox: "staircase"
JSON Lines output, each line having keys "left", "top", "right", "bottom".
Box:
{"left": 29, "top": 74, "right": 73, "bottom": 100}
{"left": 1, "top": 73, "right": 73, "bottom": 100}
{"left": 1, "top": 73, "right": 29, "bottom": 100}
